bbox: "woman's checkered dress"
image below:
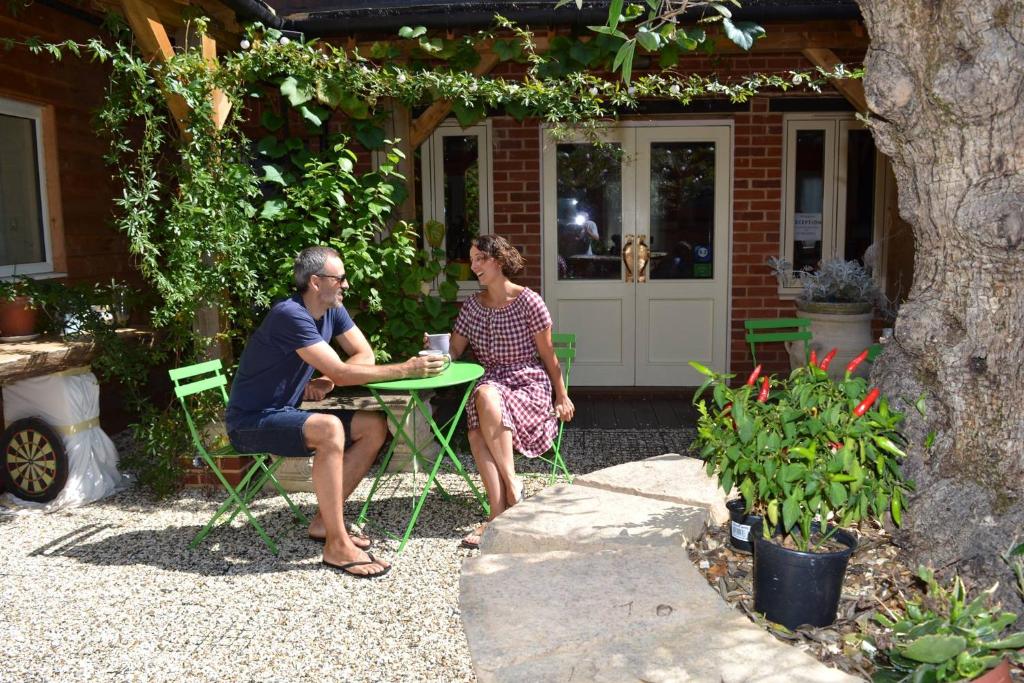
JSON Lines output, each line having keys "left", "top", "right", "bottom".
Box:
{"left": 453, "top": 288, "right": 557, "bottom": 458}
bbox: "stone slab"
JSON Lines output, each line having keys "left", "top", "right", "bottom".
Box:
{"left": 574, "top": 453, "right": 732, "bottom": 524}
{"left": 460, "top": 547, "right": 856, "bottom": 683}
{"left": 478, "top": 484, "right": 709, "bottom": 554}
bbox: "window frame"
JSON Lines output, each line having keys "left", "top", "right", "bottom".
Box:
{"left": 420, "top": 120, "right": 493, "bottom": 297}
{"left": 778, "top": 113, "right": 885, "bottom": 297}
{"left": 0, "top": 96, "right": 58, "bottom": 278}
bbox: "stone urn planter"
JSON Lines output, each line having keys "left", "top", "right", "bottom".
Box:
{"left": 792, "top": 300, "right": 874, "bottom": 380}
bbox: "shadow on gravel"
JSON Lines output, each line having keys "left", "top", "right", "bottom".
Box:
{"left": 33, "top": 492, "right": 483, "bottom": 576}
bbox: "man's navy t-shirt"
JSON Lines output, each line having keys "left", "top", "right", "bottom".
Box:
{"left": 226, "top": 294, "right": 354, "bottom": 425}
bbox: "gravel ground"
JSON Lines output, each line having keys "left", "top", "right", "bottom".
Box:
{"left": 0, "top": 428, "right": 694, "bottom": 683}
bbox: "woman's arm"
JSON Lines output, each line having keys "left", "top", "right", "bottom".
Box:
{"left": 450, "top": 332, "right": 470, "bottom": 360}
{"left": 534, "top": 327, "right": 574, "bottom": 422}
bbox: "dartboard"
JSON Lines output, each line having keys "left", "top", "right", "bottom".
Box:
{"left": 0, "top": 417, "right": 68, "bottom": 503}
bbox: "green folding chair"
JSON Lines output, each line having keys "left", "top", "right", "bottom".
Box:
{"left": 534, "top": 332, "right": 576, "bottom": 485}
{"left": 168, "top": 359, "right": 309, "bottom": 555}
{"left": 744, "top": 318, "right": 812, "bottom": 366}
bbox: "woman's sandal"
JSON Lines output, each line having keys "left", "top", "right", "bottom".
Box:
{"left": 308, "top": 526, "right": 372, "bottom": 549}
{"left": 460, "top": 523, "right": 488, "bottom": 550}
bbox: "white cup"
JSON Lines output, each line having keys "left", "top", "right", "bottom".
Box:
{"left": 426, "top": 333, "right": 451, "bottom": 354}
{"left": 418, "top": 349, "right": 451, "bottom": 371}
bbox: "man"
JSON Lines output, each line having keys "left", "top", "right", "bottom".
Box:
{"left": 226, "top": 246, "right": 445, "bottom": 578}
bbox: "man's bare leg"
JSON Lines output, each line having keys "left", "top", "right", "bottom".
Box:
{"left": 305, "top": 413, "right": 389, "bottom": 575}
{"left": 307, "top": 411, "right": 387, "bottom": 541}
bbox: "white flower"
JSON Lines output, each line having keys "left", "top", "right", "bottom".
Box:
{"left": 397, "top": 72, "right": 407, "bottom": 83}
{"left": 279, "top": 36, "right": 290, "bottom": 45}
{"left": 669, "top": 84, "right": 681, "bottom": 95}
{"left": 792, "top": 74, "right": 803, "bottom": 85}
{"left": 627, "top": 86, "right": 636, "bottom": 96}
{"left": 589, "top": 86, "right": 599, "bottom": 96}
{"left": 239, "top": 39, "right": 251, "bottom": 50}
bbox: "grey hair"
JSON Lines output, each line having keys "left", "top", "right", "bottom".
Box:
{"left": 294, "top": 246, "right": 340, "bottom": 293}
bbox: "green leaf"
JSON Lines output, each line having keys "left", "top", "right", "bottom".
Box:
{"left": 452, "top": 101, "right": 485, "bottom": 127}
{"left": 612, "top": 40, "right": 636, "bottom": 82}
{"left": 438, "top": 280, "right": 458, "bottom": 301}
{"left": 332, "top": 190, "right": 346, "bottom": 209}
{"left": 709, "top": 2, "right": 732, "bottom": 18}
{"left": 398, "top": 25, "right": 427, "bottom": 39}
{"left": 915, "top": 394, "right": 927, "bottom": 416}
{"left": 659, "top": 41, "right": 680, "bottom": 68}
{"left": 261, "top": 165, "right": 287, "bottom": 186}
{"left": 782, "top": 496, "right": 799, "bottom": 532}
{"left": 493, "top": 38, "right": 523, "bottom": 61}
{"left": 259, "top": 198, "right": 287, "bottom": 220}
{"left": 353, "top": 121, "right": 386, "bottom": 150}
{"left": 828, "top": 481, "right": 848, "bottom": 507}
{"left": 607, "top": 0, "right": 624, "bottom": 29}
{"left": 339, "top": 93, "right": 370, "bottom": 120}
{"left": 688, "top": 361, "right": 715, "bottom": 377}
{"left": 504, "top": 101, "right": 531, "bottom": 121}
{"left": 901, "top": 634, "right": 967, "bottom": 663}
{"left": 260, "top": 110, "right": 284, "bottom": 132}
{"left": 280, "top": 76, "right": 312, "bottom": 107}
{"left": 587, "top": 25, "right": 629, "bottom": 40}
{"left": 924, "top": 430, "right": 936, "bottom": 449}
{"left": 721, "top": 18, "right": 765, "bottom": 51}
{"left": 988, "top": 633, "right": 1024, "bottom": 649}
{"left": 298, "top": 105, "right": 323, "bottom": 128}
{"left": 636, "top": 29, "right": 660, "bottom": 52}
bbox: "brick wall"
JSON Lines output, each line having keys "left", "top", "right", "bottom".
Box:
{"left": 490, "top": 117, "right": 543, "bottom": 290}
{"left": 730, "top": 96, "right": 794, "bottom": 376}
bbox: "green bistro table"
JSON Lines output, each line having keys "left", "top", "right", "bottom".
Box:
{"left": 356, "top": 361, "right": 488, "bottom": 552}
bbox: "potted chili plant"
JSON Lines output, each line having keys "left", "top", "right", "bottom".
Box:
{"left": 691, "top": 351, "right": 915, "bottom": 629}
{"left": 869, "top": 566, "right": 1024, "bottom": 683}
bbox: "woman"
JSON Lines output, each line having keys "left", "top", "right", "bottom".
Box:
{"left": 448, "top": 235, "right": 574, "bottom": 548}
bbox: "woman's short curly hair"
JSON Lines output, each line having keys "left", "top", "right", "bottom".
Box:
{"left": 472, "top": 234, "right": 525, "bottom": 277}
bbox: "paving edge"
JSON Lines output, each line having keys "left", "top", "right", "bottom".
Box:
{"left": 459, "top": 454, "right": 860, "bottom": 682}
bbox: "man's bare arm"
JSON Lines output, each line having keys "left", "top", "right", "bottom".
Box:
{"left": 297, "top": 341, "right": 443, "bottom": 387}
{"left": 336, "top": 326, "right": 375, "bottom": 366}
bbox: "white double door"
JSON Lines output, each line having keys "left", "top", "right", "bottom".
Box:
{"left": 542, "top": 124, "right": 732, "bottom": 386}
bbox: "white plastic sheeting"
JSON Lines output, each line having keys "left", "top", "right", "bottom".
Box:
{"left": 1, "top": 366, "right": 124, "bottom": 512}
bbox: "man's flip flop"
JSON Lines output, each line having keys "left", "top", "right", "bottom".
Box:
{"left": 322, "top": 553, "right": 391, "bottom": 579}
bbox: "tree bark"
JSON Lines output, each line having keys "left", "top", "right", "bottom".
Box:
{"left": 857, "top": 0, "right": 1024, "bottom": 612}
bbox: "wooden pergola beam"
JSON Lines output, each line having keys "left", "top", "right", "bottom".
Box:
{"left": 409, "top": 51, "right": 502, "bottom": 149}
{"left": 802, "top": 47, "right": 868, "bottom": 112}
{"left": 119, "top": 0, "right": 189, "bottom": 131}
{"left": 202, "top": 33, "right": 232, "bottom": 129}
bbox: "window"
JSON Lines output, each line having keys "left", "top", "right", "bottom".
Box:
{"left": 420, "top": 121, "right": 492, "bottom": 293}
{"left": 779, "top": 114, "right": 883, "bottom": 294}
{"left": 0, "top": 97, "right": 56, "bottom": 277}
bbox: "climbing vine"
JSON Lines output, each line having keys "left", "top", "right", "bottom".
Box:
{"left": 1, "top": 8, "right": 861, "bottom": 493}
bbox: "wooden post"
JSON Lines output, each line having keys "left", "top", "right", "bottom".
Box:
{"left": 802, "top": 47, "right": 868, "bottom": 113}
{"left": 384, "top": 101, "right": 417, "bottom": 223}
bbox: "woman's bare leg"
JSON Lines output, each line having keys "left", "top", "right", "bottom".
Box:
{"left": 474, "top": 385, "right": 521, "bottom": 503}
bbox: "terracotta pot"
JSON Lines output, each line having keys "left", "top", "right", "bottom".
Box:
{"left": 974, "top": 659, "right": 1012, "bottom": 683}
{"left": 0, "top": 296, "right": 38, "bottom": 338}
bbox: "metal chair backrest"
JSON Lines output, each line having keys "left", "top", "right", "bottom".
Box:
{"left": 743, "top": 318, "right": 812, "bottom": 365}
{"left": 167, "top": 359, "right": 230, "bottom": 452}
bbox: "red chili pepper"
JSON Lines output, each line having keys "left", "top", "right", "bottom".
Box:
{"left": 745, "top": 364, "right": 762, "bottom": 386}
{"left": 853, "top": 388, "right": 880, "bottom": 417}
{"left": 845, "top": 349, "right": 870, "bottom": 377}
{"left": 809, "top": 349, "right": 818, "bottom": 367}
{"left": 757, "top": 376, "right": 770, "bottom": 402}
{"left": 829, "top": 441, "right": 842, "bottom": 452}
{"left": 819, "top": 348, "right": 837, "bottom": 370}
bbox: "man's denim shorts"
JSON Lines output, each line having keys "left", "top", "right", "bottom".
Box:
{"left": 227, "top": 407, "right": 356, "bottom": 458}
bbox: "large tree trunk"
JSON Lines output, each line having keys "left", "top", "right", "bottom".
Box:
{"left": 857, "top": 0, "right": 1024, "bottom": 612}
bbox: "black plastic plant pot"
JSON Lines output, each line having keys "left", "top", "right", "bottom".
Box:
{"left": 751, "top": 521, "right": 857, "bottom": 630}
{"left": 726, "top": 499, "right": 784, "bottom": 554}
{"left": 726, "top": 498, "right": 759, "bottom": 553}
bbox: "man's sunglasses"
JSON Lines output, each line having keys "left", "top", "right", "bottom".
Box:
{"left": 316, "top": 272, "right": 348, "bottom": 285}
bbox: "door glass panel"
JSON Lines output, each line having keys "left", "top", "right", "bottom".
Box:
{"left": 555, "top": 143, "right": 622, "bottom": 280}
{"left": 442, "top": 136, "right": 480, "bottom": 263}
{"left": 792, "top": 130, "right": 825, "bottom": 272}
{"left": 0, "top": 113, "right": 45, "bottom": 267}
{"left": 843, "top": 129, "right": 876, "bottom": 264}
{"left": 648, "top": 141, "right": 716, "bottom": 280}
